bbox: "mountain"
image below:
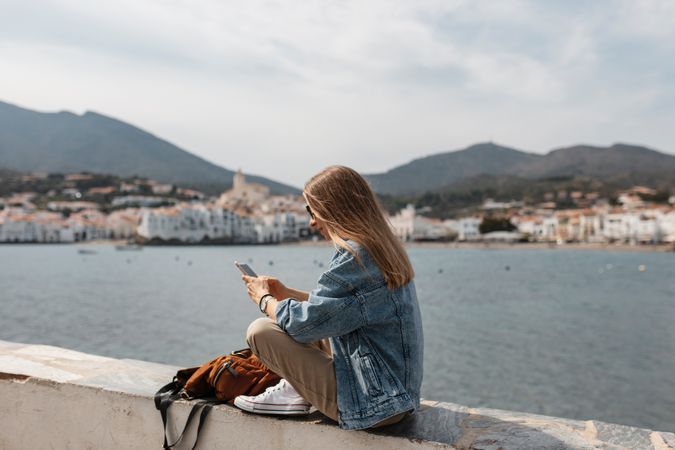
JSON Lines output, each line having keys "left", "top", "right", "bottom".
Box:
{"left": 366, "top": 142, "right": 675, "bottom": 195}
{"left": 366, "top": 143, "right": 538, "bottom": 195}
{"left": 0, "top": 100, "right": 299, "bottom": 195}
{"left": 510, "top": 143, "right": 675, "bottom": 180}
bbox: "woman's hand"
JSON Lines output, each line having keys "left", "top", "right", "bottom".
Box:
{"left": 260, "top": 276, "right": 289, "bottom": 300}
{"left": 259, "top": 276, "right": 311, "bottom": 302}
{"left": 241, "top": 275, "right": 281, "bottom": 319}
{"left": 242, "top": 275, "right": 271, "bottom": 306}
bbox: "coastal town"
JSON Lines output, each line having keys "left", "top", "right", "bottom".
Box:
{"left": 389, "top": 187, "right": 675, "bottom": 246}
{"left": 1, "top": 170, "right": 674, "bottom": 247}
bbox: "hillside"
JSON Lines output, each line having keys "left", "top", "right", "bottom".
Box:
{"left": 367, "top": 142, "right": 675, "bottom": 196}
{"left": 0, "top": 101, "right": 299, "bottom": 195}
{"left": 366, "top": 142, "right": 538, "bottom": 195}
{"left": 511, "top": 143, "right": 675, "bottom": 182}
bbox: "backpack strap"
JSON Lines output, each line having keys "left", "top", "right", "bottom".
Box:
{"left": 164, "top": 401, "right": 211, "bottom": 449}
{"left": 154, "top": 380, "right": 219, "bottom": 450}
{"left": 191, "top": 404, "right": 214, "bottom": 450}
{"left": 155, "top": 380, "right": 180, "bottom": 449}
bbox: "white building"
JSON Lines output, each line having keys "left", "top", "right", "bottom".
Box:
{"left": 481, "top": 199, "right": 524, "bottom": 210}
{"left": 47, "top": 201, "right": 99, "bottom": 212}
{"left": 68, "top": 210, "right": 110, "bottom": 241}
{"left": 138, "top": 204, "right": 237, "bottom": 243}
{"left": 539, "top": 216, "right": 559, "bottom": 242}
{"left": 600, "top": 212, "right": 625, "bottom": 242}
{"left": 597, "top": 208, "right": 671, "bottom": 244}
{"left": 240, "top": 211, "right": 304, "bottom": 244}
{"left": 455, "top": 217, "right": 482, "bottom": 241}
{"left": 617, "top": 193, "right": 645, "bottom": 210}
{"left": 233, "top": 214, "right": 257, "bottom": 244}
{"left": 150, "top": 183, "right": 174, "bottom": 195}
{"left": 389, "top": 205, "right": 416, "bottom": 241}
{"left": 634, "top": 212, "right": 661, "bottom": 243}
{"left": 253, "top": 214, "right": 284, "bottom": 244}
{"left": 554, "top": 210, "right": 603, "bottom": 243}
{"left": 389, "top": 205, "right": 456, "bottom": 241}
{"left": 0, "top": 214, "right": 37, "bottom": 242}
{"left": 660, "top": 211, "right": 675, "bottom": 243}
{"left": 111, "top": 196, "right": 173, "bottom": 208}
{"left": 136, "top": 203, "right": 302, "bottom": 244}
{"left": 107, "top": 209, "right": 141, "bottom": 240}
{"left": 0, "top": 210, "right": 75, "bottom": 243}
{"left": 119, "top": 182, "right": 140, "bottom": 193}
{"left": 513, "top": 214, "right": 559, "bottom": 242}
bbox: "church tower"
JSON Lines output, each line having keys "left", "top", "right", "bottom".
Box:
{"left": 233, "top": 169, "right": 245, "bottom": 190}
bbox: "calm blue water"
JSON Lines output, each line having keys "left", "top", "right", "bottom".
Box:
{"left": 1, "top": 244, "right": 674, "bottom": 432}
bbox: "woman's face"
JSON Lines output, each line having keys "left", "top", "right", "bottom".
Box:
{"left": 304, "top": 193, "right": 330, "bottom": 240}
{"left": 310, "top": 214, "right": 330, "bottom": 240}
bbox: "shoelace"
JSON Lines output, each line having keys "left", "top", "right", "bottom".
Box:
{"left": 261, "top": 380, "right": 287, "bottom": 396}
{"left": 260, "top": 381, "right": 307, "bottom": 402}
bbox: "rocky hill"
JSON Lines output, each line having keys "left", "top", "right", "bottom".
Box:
{"left": 0, "top": 101, "right": 299, "bottom": 195}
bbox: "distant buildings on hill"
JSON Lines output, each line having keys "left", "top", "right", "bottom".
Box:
{"left": 389, "top": 188, "right": 675, "bottom": 245}
{"left": 1, "top": 173, "right": 675, "bottom": 246}
{"left": 0, "top": 170, "right": 311, "bottom": 244}
{"left": 0, "top": 207, "right": 139, "bottom": 243}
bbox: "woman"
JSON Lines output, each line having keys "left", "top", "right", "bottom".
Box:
{"left": 235, "top": 166, "right": 424, "bottom": 430}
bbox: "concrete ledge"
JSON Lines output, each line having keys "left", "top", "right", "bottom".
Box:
{"left": 1, "top": 340, "right": 674, "bottom": 450}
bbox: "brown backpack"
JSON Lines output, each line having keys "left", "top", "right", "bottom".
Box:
{"left": 155, "top": 348, "right": 281, "bottom": 449}
{"left": 177, "top": 348, "right": 281, "bottom": 401}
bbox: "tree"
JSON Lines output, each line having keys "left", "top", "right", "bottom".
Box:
{"left": 479, "top": 216, "right": 516, "bottom": 234}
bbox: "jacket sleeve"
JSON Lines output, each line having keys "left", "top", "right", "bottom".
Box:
{"left": 275, "top": 250, "right": 367, "bottom": 343}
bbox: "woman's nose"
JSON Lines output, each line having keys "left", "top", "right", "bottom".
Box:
{"left": 309, "top": 217, "right": 317, "bottom": 227}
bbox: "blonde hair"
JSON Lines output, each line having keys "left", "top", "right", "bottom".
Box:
{"left": 304, "top": 165, "right": 414, "bottom": 289}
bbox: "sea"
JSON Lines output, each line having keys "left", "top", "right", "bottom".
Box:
{"left": 1, "top": 243, "right": 674, "bottom": 433}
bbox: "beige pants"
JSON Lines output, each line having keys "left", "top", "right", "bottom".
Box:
{"left": 246, "top": 318, "right": 406, "bottom": 428}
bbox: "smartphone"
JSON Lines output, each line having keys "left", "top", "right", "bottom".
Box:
{"left": 235, "top": 261, "right": 258, "bottom": 277}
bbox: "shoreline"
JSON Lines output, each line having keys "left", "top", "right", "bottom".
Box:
{"left": 403, "top": 241, "right": 675, "bottom": 252}
{"left": 288, "top": 239, "right": 675, "bottom": 252}
{"left": 2, "top": 239, "right": 673, "bottom": 252}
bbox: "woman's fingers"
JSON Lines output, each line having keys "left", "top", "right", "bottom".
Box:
{"left": 242, "top": 275, "right": 271, "bottom": 303}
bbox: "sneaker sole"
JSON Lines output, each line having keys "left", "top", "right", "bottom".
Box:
{"left": 234, "top": 396, "right": 311, "bottom": 416}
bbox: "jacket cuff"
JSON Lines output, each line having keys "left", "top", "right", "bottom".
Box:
{"left": 274, "top": 297, "right": 292, "bottom": 330}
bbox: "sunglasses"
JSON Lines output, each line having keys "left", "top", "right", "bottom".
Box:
{"left": 305, "top": 205, "right": 315, "bottom": 219}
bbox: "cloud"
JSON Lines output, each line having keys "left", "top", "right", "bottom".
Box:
{"left": 0, "top": 0, "right": 673, "bottom": 185}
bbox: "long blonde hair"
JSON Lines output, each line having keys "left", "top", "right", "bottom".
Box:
{"left": 304, "top": 165, "right": 414, "bottom": 289}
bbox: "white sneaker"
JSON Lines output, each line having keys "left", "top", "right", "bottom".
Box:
{"left": 234, "top": 379, "right": 311, "bottom": 415}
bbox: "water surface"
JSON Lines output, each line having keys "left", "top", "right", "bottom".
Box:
{"left": 1, "top": 244, "right": 673, "bottom": 432}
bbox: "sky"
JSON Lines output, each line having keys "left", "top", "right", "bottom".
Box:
{"left": 1, "top": 0, "right": 674, "bottom": 188}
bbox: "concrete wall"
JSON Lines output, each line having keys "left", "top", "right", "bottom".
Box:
{"left": 1, "top": 340, "right": 674, "bottom": 450}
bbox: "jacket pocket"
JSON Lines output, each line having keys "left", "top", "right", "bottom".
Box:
{"left": 359, "top": 353, "right": 383, "bottom": 397}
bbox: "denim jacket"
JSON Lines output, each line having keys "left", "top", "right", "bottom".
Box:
{"left": 275, "top": 241, "right": 424, "bottom": 430}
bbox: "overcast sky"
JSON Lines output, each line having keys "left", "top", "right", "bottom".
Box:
{"left": 2, "top": 0, "right": 674, "bottom": 187}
